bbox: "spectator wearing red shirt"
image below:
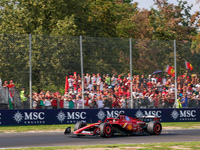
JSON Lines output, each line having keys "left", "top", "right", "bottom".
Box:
{"left": 114, "top": 89, "right": 120, "bottom": 97}
{"left": 156, "top": 74, "right": 162, "bottom": 83}
{"left": 112, "top": 97, "right": 120, "bottom": 109}
{"left": 84, "top": 95, "right": 90, "bottom": 109}
{"left": 78, "top": 84, "right": 82, "bottom": 93}
{"left": 119, "top": 88, "right": 125, "bottom": 97}
{"left": 146, "top": 80, "right": 153, "bottom": 88}
{"left": 186, "top": 76, "right": 190, "bottom": 83}
{"left": 143, "top": 89, "right": 147, "bottom": 96}
{"left": 51, "top": 95, "right": 58, "bottom": 109}
{"left": 125, "top": 89, "right": 130, "bottom": 99}
{"left": 8, "top": 80, "right": 15, "bottom": 88}
{"left": 73, "top": 72, "right": 78, "bottom": 92}
{"left": 186, "top": 84, "right": 192, "bottom": 91}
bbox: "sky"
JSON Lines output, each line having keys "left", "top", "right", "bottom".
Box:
{"left": 133, "top": 0, "right": 199, "bottom": 15}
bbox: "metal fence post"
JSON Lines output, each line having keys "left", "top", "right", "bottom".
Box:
{"left": 29, "top": 34, "right": 32, "bottom": 109}
{"left": 130, "top": 38, "right": 133, "bottom": 109}
{"left": 80, "top": 36, "right": 84, "bottom": 109}
{"left": 174, "top": 39, "right": 177, "bottom": 108}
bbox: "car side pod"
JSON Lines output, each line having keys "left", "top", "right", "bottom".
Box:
{"left": 64, "top": 127, "right": 71, "bottom": 134}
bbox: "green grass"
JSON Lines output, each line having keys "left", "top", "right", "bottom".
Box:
{"left": 162, "top": 122, "right": 200, "bottom": 129}
{"left": 0, "top": 124, "right": 74, "bottom": 133}
{"left": 0, "top": 122, "right": 200, "bottom": 133}
{"left": 4, "top": 141, "right": 200, "bottom": 150}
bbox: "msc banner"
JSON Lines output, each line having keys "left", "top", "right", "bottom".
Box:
{"left": 0, "top": 108, "right": 199, "bottom": 126}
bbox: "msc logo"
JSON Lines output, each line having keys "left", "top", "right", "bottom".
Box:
{"left": 24, "top": 112, "right": 45, "bottom": 120}
{"left": 96, "top": 110, "right": 125, "bottom": 120}
{"left": 13, "top": 111, "right": 45, "bottom": 123}
{"left": 171, "top": 110, "right": 196, "bottom": 120}
{"left": 66, "top": 112, "right": 86, "bottom": 119}
{"left": 57, "top": 111, "right": 87, "bottom": 123}
{"left": 135, "top": 110, "right": 162, "bottom": 118}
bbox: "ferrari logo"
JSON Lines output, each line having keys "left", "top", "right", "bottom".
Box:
{"left": 170, "top": 69, "right": 174, "bottom": 74}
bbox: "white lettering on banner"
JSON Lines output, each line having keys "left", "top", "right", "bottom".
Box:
{"left": 66, "top": 120, "right": 85, "bottom": 123}
{"left": 24, "top": 121, "right": 45, "bottom": 124}
{"left": 136, "top": 110, "right": 162, "bottom": 118}
{"left": 144, "top": 111, "right": 162, "bottom": 118}
{"left": 66, "top": 112, "right": 86, "bottom": 119}
{"left": 179, "top": 110, "right": 196, "bottom": 117}
{"left": 13, "top": 111, "right": 45, "bottom": 124}
{"left": 96, "top": 110, "right": 125, "bottom": 120}
{"left": 106, "top": 110, "right": 125, "bottom": 118}
{"left": 171, "top": 109, "right": 197, "bottom": 121}
{"left": 135, "top": 110, "right": 162, "bottom": 121}
{"left": 24, "top": 112, "right": 45, "bottom": 120}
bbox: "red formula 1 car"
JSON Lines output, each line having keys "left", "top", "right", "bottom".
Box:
{"left": 64, "top": 113, "right": 162, "bottom": 138}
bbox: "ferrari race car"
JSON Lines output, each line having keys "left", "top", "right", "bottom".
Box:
{"left": 64, "top": 113, "right": 162, "bottom": 138}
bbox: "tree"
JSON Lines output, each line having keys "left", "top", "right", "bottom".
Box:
{"left": 149, "top": 0, "right": 198, "bottom": 41}
{"left": 0, "top": 0, "right": 85, "bottom": 35}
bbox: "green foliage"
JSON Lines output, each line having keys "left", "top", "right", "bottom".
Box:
{"left": 0, "top": 0, "right": 85, "bottom": 35}
{"left": 149, "top": 0, "right": 198, "bottom": 41}
{"left": 0, "top": 0, "right": 200, "bottom": 93}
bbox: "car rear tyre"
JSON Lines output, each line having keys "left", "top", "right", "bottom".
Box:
{"left": 100, "top": 123, "right": 113, "bottom": 138}
{"left": 74, "top": 121, "right": 87, "bottom": 131}
{"left": 147, "top": 121, "right": 162, "bottom": 135}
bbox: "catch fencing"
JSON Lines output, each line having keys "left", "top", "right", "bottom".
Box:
{"left": 0, "top": 34, "right": 199, "bottom": 109}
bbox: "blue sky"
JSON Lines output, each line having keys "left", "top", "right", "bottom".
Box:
{"left": 133, "top": 0, "right": 199, "bottom": 15}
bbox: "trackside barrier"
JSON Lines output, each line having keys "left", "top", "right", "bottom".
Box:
{"left": 0, "top": 108, "right": 199, "bottom": 126}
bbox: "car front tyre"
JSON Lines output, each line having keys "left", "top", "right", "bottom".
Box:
{"left": 74, "top": 121, "right": 87, "bottom": 131}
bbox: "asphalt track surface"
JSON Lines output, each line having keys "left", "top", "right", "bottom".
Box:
{"left": 0, "top": 129, "right": 200, "bottom": 149}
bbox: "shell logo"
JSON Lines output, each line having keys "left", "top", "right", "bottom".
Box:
{"left": 127, "top": 124, "right": 132, "bottom": 130}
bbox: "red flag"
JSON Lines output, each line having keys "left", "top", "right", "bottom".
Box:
{"left": 185, "top": 61, "right": 193, "bottom": 71}
{"left": 165, "top": 65, "right": 175, "bottom": 77}
{"left": 65, "top": 76, "right": 69, "bottom": 94}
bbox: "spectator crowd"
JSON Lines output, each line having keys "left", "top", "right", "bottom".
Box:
{"left": 30, "top": 71, "right": 200, "bottom": 109}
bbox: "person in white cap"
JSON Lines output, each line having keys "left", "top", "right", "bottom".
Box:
{"left": 147, "top": 75, "right": 151, "bottom": 82}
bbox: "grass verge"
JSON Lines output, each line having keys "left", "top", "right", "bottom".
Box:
{"left": 4, "top": 141, "right": 200, "bottom": 150}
